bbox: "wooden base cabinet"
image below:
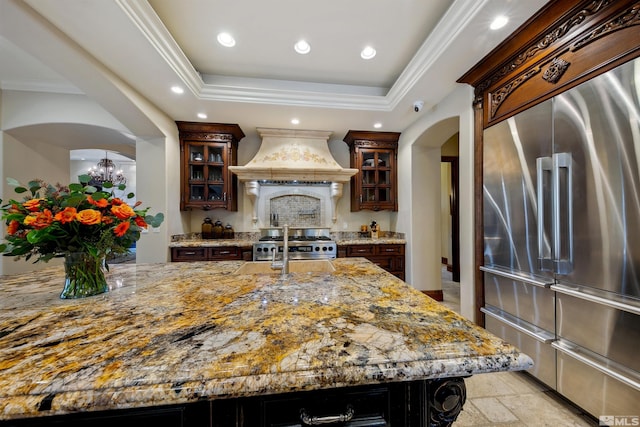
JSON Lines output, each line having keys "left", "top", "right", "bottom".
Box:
{"left": 171, "top": 246, "right": 251, "bottom": 262}
{"left": 338, "top": 244, "right": 405, "bottom": 280}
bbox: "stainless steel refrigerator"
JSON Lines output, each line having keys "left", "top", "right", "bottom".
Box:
{"left": 482, "top": 57, "right": 640, "bottom": 418}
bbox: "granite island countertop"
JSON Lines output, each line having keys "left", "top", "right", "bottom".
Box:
{"left": 0, "top": 258, "right": 531, "bottom": 420}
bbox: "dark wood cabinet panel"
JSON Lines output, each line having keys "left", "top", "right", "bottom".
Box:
{"left": 177, "top": 121, "right": 245, "bottom": 211}
{"left": 171, "top": 247, "right": 207, "bottom": 261}
{"left": 344, "top": 130, "right": 400, "bottom": 212}
{"left": 340, "top": 243, "right": 405, "bottom": 280}
{"left": 458, "top": 0, "right": 640, "bottom": 128}
{"left": 171, "top": 246, "right": 247, "bottom": 262}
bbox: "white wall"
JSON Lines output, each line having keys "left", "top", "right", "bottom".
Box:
{"left": 397, "top": 84, "right": 476, "bottom": 320}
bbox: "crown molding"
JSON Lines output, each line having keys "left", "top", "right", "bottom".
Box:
{"left": 117, "top": 0, "right": 482, "bottom": 111}
{"left": 0, "top": 79, "right": 83, "bottom": 94}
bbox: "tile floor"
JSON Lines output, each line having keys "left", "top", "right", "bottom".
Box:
{"left": 439, "top": 267, "right": 599, "bottom": 426}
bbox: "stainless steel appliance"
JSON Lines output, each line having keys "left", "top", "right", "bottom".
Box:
{"left": 253, "top": 228, "right": 337, "bottom": 261}
{"left": 482, "top": 58, "right": 640, "bottom": 418}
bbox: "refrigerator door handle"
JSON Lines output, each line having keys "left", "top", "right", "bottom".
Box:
{"left": 481, "top": 306, "right": 555, "bottom": 343}
{"left": 553, "top": 152, "right": 573, "bottom": 274}
{"left": 480, "top": 265, "right": 553, "bottom": 288}
{"left": 551, "top": 284, "right": 640, "bottom": 316}
{"left": 552, "top": 339, "right": 640, "bottom": 391}
{"left": 536, "top": 157, "right": 553, "bottom": 270}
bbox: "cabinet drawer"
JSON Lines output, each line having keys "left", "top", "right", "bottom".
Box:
{"left": 171, "top": 247, "right": 207, "bottom": 261}
{"left": 260, "top": 386, "right": 391, "bottom": 426}
{"left": 369, "top": 256, "right": 392, "bottom": 270}
{"left": 209, "top": 247, "right": 241, "bottom": 260}
{"left": 346, "top": 245, "right": 376, "bottom": 257}
{"left": 375, "top": 244, "right": 404, "bottom": 255}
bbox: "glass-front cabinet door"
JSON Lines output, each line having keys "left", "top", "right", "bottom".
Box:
{"left": 178, "top": 122, "right": 245, "bottom": 211}
{"left": 344, "top": 130, "right": 400, "bottom": 212}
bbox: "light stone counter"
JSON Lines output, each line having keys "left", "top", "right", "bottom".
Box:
{"left": 168, "top": 233, "right": 406, "bottom": 248}
{"left": 0, "top": 259, "right": 531, "bottom": 420}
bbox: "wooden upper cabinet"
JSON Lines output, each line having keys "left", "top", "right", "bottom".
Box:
{"left": 344, "top": 130, "right": 400, "bottom": 212}
{"left": 458, "top": 0, "right": 640, "bottom": 128}
{"left": 177, "top": 121, "right": 245, "bottom": 211}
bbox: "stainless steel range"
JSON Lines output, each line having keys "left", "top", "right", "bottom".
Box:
{"left": 253, "top": 228, "right": 336, "bottom": 261}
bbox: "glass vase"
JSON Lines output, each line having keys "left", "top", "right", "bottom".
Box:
{"left": 61, "top": 252, "right": 108, "bottom": 299}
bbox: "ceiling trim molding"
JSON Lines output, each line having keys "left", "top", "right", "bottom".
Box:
{"left": 386, "top": 0, "right": 488, "bottom": 108}
{"left": 116, "top": 0, "right": 203, "bottom": 95}
{"left": 0, "top": 79, "right": 83, "bottom": 94}
{"left": 116, "top": 0, "right": 486, "bottom": 112}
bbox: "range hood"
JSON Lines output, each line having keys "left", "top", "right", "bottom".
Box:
{"left": 229, "top": 128, "right": 358, "bottom": 225}
{"left": 229, "top": 128, "right": 357, "bottom": 182}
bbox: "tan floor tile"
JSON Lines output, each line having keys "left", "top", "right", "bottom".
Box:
{"left": 499, "top": 371, "right": 550, "bottom": 394}
{"left": 499, "top": 392, "right": 595, "bottom": 426}
{"left": 472, "top": 397, "right": 519, "bottom": 423}
{"left": 465, "top": 372, "right": 518, "bottom": 398}
{"left": 454, "top": 401, "right": 489, "bottom": 426}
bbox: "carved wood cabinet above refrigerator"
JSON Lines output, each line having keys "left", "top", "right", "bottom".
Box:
{"left": 177, "top": 121, "right": 245, "bottom": 211}
{"left": 344, "top": 130, "right": 400, "bottom": 212}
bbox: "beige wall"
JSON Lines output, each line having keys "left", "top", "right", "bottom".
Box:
{"left": 0, "top": 88, "right": 180, "bottom": 274}
{"left": 0, "top": 132, "right": 70, "bottom": 275}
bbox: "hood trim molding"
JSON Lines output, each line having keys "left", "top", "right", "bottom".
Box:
{"left": 229, "top": 128, "right": 358, "bottom": 183}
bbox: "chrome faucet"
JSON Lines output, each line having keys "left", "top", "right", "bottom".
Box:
{"left": 270, "top": 224, "right": 289, "bottom": 276}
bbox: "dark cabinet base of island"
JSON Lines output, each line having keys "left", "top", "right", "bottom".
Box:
{"left": 0, "top": 378, "right": 467, "bottom": 427}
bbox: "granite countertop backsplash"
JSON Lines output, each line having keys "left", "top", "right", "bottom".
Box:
{"left": 169, "top": 231, "right": 406, "bottom": 247}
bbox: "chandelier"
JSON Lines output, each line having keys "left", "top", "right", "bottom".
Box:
{"left": 88, "top": 152, "right": 127, "bottom": 187}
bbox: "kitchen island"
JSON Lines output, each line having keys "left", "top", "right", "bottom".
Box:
{"left": 0, "top": 259, "right": 532, "bottom": 426}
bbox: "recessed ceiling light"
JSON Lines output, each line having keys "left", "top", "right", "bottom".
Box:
{"left": 490, "top": 15, "right": 508, "bottom": 30}
{"left": 291, "top": 118, "right": 300, "bottom": 125}
{"left": 361, "top": 46, "right": 376, "bottom": 60}
{"left": 217, "top": 32, "right": 236, "bottom": 47}
{"left": 294, "top": 40, "right": 310, "bottom": 55}
{"left": 171, "top": 86, "right": 184, "bottom": 94}
{"left": 197, "top": 113, "right": 207, "bottom": 119}
{"left": 373, "top": 122, "right": 382, "bottom": 129}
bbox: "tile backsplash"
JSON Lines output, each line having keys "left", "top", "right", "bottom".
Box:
{"left": 269, "top": 194, "right": 322, "bottom": 227}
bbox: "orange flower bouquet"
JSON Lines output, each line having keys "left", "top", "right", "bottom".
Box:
{"left": 0, "top": 175, "right": 164, "bottom": 298}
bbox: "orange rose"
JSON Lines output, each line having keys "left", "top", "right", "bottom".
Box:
{"left": 23, "top": 199, "right": 42, "bottom": 212}
{"left": 102, "top": 216, "right": 114, "bottom": 225}
{"left": 134, "top": 216, "right": 148, "bottom": 228}
{"left": 76, "top": 209, "right": 102, "bottom": 225}
{"left": 111, "top": 198, "right": 124, "bottom": 206}
{"left": 54, "top": 207, "right": 77, "bottom": 224}
{"left": 114, "top": 221, "right": 130, "bottom": 237}
{"left": 7, "top": 220, "right": 19, "bottom": 235}
{"left": 87, "top": 195, "right": 108, "bottom": 208}
{"left": 111, "top": 204, "right": 135, "bottom": 220}
{"left": 32, "top": 209, "right": 54, "bottom": 230}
